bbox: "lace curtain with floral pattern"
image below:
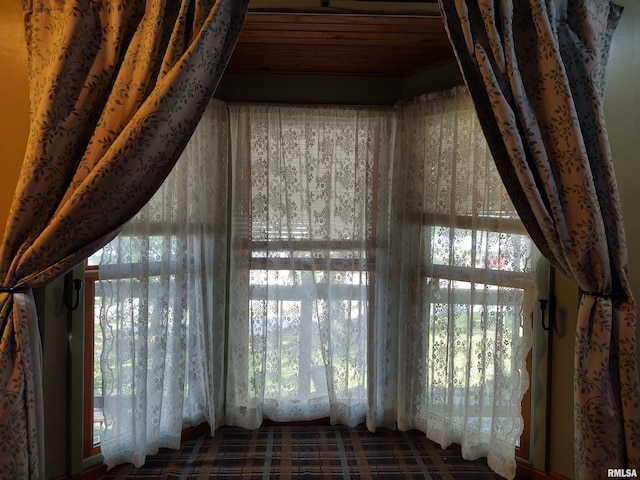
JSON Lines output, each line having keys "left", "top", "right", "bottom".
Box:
{"left": 98, "top": 100, "right": 230, "bottom": 468}
{"left": 98, "top": 88, "right": 537, "bottom": 478}
{"left": 376, "top": 88, "right": 537, "bottom": 479}
{"left": 225, "top": 104, "right": 396, "bottom": 428}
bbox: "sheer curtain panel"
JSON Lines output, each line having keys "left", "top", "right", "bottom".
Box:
{"left": 0, "top": 2, "right": 247, "bottom": 478}
{"left": 377, "top": 88, "right": 537, "bottom": 479}
{"left": 98, "top": 101, "right": 230, "bottom": 468}
{"left": 226, "top": 104, "right": 396, "bottom": 428}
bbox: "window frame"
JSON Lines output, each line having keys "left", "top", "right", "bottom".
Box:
{"left": 83, "top": 262, "right": 101, "bottom": 459}
{"left": 82, "top": 222, "right": 533, "bottom": 460}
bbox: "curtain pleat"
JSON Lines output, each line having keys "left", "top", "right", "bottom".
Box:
{"left": 0, "top": 1, "right": 248, "bottom": 478}
{"left": 438, "top": 0, "right": 640, "bottom": 477}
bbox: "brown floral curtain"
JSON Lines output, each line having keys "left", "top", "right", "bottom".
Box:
{"left": 0, "top": 0, "right": 248, "bottom": 478}
{"left": 438, "top": 0, "right": 639, "bottom": 478}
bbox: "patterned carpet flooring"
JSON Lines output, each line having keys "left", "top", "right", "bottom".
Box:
{"left": 100, "top": 424, "right": 511, "bottom": 479}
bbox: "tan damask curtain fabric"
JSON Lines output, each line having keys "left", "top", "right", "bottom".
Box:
{"left": 438, "top": 0, "right": 640, "bottom": 477}
{"left": 0, "top": 1, "right": 248, "bottom": 478}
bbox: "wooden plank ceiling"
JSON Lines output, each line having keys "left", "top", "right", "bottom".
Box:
{"left": 226, "top": 12, "right": 455, "bottom": 77}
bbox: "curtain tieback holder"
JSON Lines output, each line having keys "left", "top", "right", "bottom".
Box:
{"left": 580, "top": 289, "right": 626, "bottom": 300}
{"left": 0, "top": 286, "right": 29, "bottom": 293}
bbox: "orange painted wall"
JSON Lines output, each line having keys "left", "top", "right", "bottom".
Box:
{"left": 0, "top": 1, "right": 29, "bottom": 232}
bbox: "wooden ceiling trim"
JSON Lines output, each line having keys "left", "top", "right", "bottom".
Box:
{"left": 237, "top": 31, "right": 448, "bottom": 49}
{"left": 225, "top": 12, "right": 456, "bottom": 77}
{"left": 242, "top": 12, "right": 444, "bottom": 27}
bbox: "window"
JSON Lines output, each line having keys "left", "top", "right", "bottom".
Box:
{"left": 85, "top": 91, "right": 537, "bottom": 473}
{"left": 225, "top": 105, "right": 392, "bottom": 424}
{"left": 421, "top": 216, "right": 534, "bottom": 459}
{"left": 387, "top": 88, "right": 538, "bottom": 461}
{"left": 83, "top": 255, "right": 104, "bottom": 458}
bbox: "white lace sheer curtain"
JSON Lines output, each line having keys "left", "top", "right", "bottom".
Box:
{"left": 381, "top": 87, "right": 537, "bottom": 479}
{"left": 98, "top": 100, "right": 229, "bottom": 468}
{"left": 97, "top": 88, "right": 537, "bottom": 479}
{"left": 225, "top": 104, "right": 395, "bottom": 428}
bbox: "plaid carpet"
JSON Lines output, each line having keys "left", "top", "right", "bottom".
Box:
{"left": 100, "top": 424, "right": 509, "bottom": 479}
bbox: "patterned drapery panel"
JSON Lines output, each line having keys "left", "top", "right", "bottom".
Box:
{"left": 0, "top": 1, "right": 248, "bottom": 478}
{"left": 438, "top": 0, "right": 640, "bottom": 477}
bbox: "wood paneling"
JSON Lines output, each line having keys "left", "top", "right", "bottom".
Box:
{"left": 226, "top": 12, "right": 455, "bottom": 76}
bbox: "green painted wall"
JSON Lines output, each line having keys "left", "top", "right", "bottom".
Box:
{"left": 607, "top": 0, "right": 640, "bottom": 301}
{"left": 216, "top": 73, "right": 404, "bottom": 105}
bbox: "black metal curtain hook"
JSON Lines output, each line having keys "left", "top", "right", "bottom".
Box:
{"left": 64, "top": 272, "right": 83, "bottom": 311}
{"left": 539, "top": 296, "right": 556, "bottom": 332}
